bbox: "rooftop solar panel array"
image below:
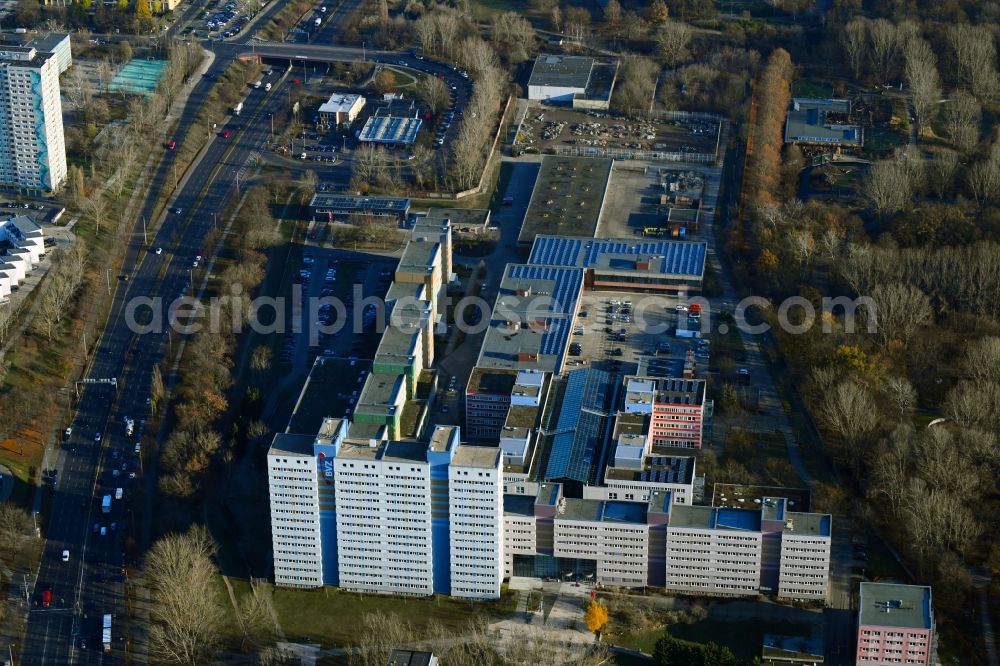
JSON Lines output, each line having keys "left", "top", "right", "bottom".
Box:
{"left": 527, "top": 235, "right": 707, "bottom": 277}
{"left": 311, "top": 194, "right": 410, "bottom": 212}
{"left": 505, "top": 265, "right": 583, "bottom": 362}
{"left": 582, "top": 239, "right": 706, "bottom": 276}
{"left": 527, "top": 236, "right": 584, "bottom": 267}
{"left": 358, "top": 115, "right": 423, "bottom": 145}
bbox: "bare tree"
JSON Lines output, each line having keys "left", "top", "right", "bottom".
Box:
{"left": 869, "top": 424, "right": 913, "bottom": 517}
{"left": 841, "top": 18, "right": 867, "bottom": 80}
{"left": 869, "top": 282, "right": 933, "bottom": 347}
{"left": 0, "top": 502, "right": 32, "bottom": 560}
{"left": 963, "top": 336, "right": 1000, "bottom": 383}
{"left": 884, "top": 376, "right": 917, "bottom": 419}
{"left": 944, "top": 380, "right": 1000, "bottom": 431}
{"left": 967, "top": 142, "right": 1000, "bottom": 205}
{"left": 947, "top": 23, "right": 999, "bottom": 102}
{"left": 235, "top": 579, "right": 275, "bottom": 652}
{"left": 85, "top": 195, "right": 108, "bottom": 233}
{"left": 417, "top": 75, "right": 450, "bottom": 115}
{"left": 146, "top": 526, "right": 223, "bottom": 666}
{"left": 457, "top": 36, "right": 499, "bottom": 77}
{"left": 603, "top": 0, "right": 621, "bottom": 25}
{"left": 863, "top": 157, "right": 913, "bottom": 217}
{"left": 867, "top": 18, "right": 898, "bottom": 83}
{"left": 655, "top": 20, "right": 693, "bottom": 67}
{"left": 821, "top": 380, "right": 879, "bottom": 459}
{"left": 491, "top": 12, "right": 535, "bottom": 64}
{"left": 926, "top": 148, "right": 959, "bottom": 199}
{"left": 903, "top": 37, "right": 941, "bottom": 126}
{"left": 944, "top": 88, "right": 981, "bottom": 153}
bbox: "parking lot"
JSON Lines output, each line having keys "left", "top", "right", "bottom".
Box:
{"left": 596, "top": 164, "right": 717, "bottom": 240}
{"left": 199, "top": 0, "right": 260, "bottom": 38}
{"left": 568, "top": 291, "right": 712, "bottom": 377}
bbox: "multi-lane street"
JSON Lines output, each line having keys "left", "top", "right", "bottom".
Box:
{"left": 21, "top": 0, "right": 477, "bottom": 659}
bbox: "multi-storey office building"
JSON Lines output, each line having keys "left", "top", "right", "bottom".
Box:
{"left": 857, "top": 583, "right": 934, "bottom": 666}
{"left": 0, "top": 46, "right": 67, "bottom": 193}
{"left": 267, "top": 423, "right": 505, "bottom": 599}
{"left": 622, "top": 376, "right": 707, "bottom": 449}
{"left": 664, "top": 497, "right": 831, "bottom": 600}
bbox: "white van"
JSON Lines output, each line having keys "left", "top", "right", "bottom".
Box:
{"left": 115, "top": 488, "right": 123, "bottom": 500}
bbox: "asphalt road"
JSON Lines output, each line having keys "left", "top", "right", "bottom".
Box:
{"left": 22, "top": 5, "right": 476, "bottom": 658}
{"left": 20, "top": 55, "right": 297, "bottom": 666}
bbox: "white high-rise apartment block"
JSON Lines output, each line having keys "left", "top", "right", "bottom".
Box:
{"left": 334, "top": 439, "right": 435, "bottom": 596}
{"left": 0, "top": 46, "right": 67, "bottom": 193}
{"left": 448, "top": 446, "right": 504, "bottom": 599}
{"left": 267, "top": 433, "right": 323, "bottom": 588}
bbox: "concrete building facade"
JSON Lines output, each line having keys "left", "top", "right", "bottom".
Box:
{"left": 857, "top": 583, "right": 934, "bottom": 666}
{"left": 0, "top": 46, "right": 67, "bottom": 192}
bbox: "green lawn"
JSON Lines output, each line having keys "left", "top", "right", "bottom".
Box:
{"left": 612, "top": 627, "right": 665, "bottom": 654}
{"left": 673, "top": 619, "right": 812, "bottom": 661}
{"left": 792, "top": 78, "right": 834, "bottom": 98}
{"left": 247, "top": 583, "right": 519, "bottom": 647}
{"left": 863, "top": 127, "right": 905, "bottom": 156}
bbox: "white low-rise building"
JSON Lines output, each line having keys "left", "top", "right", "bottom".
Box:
{"left": 0, "top": 215, "right": 44, "bottom": 299}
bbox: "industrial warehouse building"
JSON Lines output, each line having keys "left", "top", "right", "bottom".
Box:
{"left": 527, "top": 54, "right": 619, "bottom": 109}
{"left": 784, "top": 98, "right": 862, "bottom": 148}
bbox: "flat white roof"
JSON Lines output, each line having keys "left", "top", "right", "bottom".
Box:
{"left": 318, "top": 93, "right": 363, "bottom": 115}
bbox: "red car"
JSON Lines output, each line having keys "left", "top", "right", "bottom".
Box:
{"left": 223, "top": 129, "right": 232, "bottom": 139}
{"left": 166, "top": 139, "right": 177, "bottom": 150}
{"left": 41, "top": 589, "right": 52, "bottom": 608}
{"left": 292, "top": 78, "right": 301, "bottom": 84}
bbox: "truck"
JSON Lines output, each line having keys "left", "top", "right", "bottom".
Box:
{"left": 101, "top": 495, "right": 111, "bottom": 513}
{"left": 233, "top": 101, "right": 243, "bottom": 116}
{"left": 102, "top": 614, "right": 112, "bottom": 652}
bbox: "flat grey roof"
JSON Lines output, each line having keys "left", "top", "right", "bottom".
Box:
{"left": 452, "top": 445, "right": 501, "bottom": 468}
{"left": 375, "top": 322, "right": 422, "bottom": 361}
{"left": 286, "top": 357, "right": 371, "bottom": 435}
{"left": 529, "top": 55, "right": 594, "bottom": 89}
{"left": 518, "top": 157, "right": 613, "bottom": 246}
{"left": 397, "top": 238, "right": 440, "bottom": 274}
{"left": 784, "top": 511, "right": 831, "bottom": 537}
{"left": 859, "top": 583, "right": 933, "bottom": 630}
{"left": 784, "top": 98, "right": 861, "bottom": 147}
{"left": 559, "top": 498, "right": 647, "bottom": 524}
{"left": 268, "top": 433, "right": 314, "bottom": 457}
{"left": 422, "top": 207, "right": 489, "bottom": 228}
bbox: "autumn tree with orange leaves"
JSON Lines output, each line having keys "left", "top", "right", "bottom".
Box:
{"left": 584, "top": 600, "right": 609, "bottom": 633}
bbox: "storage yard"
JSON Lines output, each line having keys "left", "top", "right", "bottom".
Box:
{"left": 515, "top": 108, "right": 720, "bottom": 156}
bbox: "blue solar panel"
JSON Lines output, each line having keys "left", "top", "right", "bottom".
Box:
{"left": 532, "top": 237, "right": 706, "bottom": 277}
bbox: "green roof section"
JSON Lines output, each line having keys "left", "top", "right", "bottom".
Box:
{"left": 517, "top": 156, "right": 614, "bottom": 246}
